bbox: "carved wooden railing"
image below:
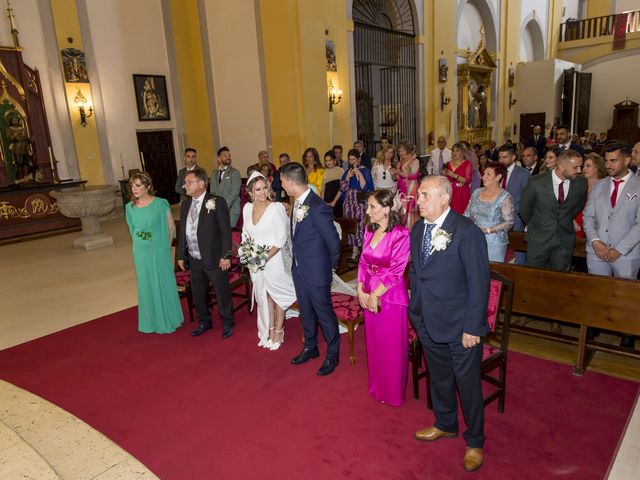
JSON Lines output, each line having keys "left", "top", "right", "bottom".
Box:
{"left": 560, "top": 9, "right": 640, "bottom": 42}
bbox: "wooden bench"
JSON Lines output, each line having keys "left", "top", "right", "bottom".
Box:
{"left": 490, "top": 262, "right": 640, "bottom": 375}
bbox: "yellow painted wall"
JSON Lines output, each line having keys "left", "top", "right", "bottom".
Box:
{"left": 498, "top": 0, "right": 521, "bottom": 143}
{"left": 259, "top": 0, "right": 353, "bottom": 164}
{"left": 168, "top": 0, "right": 215, "bottom": 173}
{"left": 50, "top": 0, "right": 104, "bottom": 185}
{"left": 587, "top": 0, "right": 612, "bottom": 18}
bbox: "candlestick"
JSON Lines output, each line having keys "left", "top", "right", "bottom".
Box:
{"left": 120, "top": 153, "right": 125, "bottom": 178}
{"left": 140, "top": 152, "right": 146, "bottom": 172}
{"left": 48, "top": 146, "right": 58, "bottom": 183}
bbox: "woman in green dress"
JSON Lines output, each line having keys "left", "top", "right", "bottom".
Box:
{"left": 125, "top": 172, "right": 183, "bottom": 333}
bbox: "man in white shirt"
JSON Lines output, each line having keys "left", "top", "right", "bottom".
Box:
{"left": 175, "top": 148, "right": 205, "bottom": 201}
{"left": 427, "top": 136, "right": 451, "bottom": 175}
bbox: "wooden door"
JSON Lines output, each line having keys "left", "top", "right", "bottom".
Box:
{"left": 136, "top": 130, "right": 179, "bottom": 204}
{"left": 519, "top": 113, "right": 546, "bottom": 144}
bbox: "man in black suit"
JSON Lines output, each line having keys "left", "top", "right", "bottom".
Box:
{"left": 174, "top": 148, "right": 205, "bottom": 202}
{"left": 271, "top": 153, "right": 291, "bottom": 202}
{"left": 555, "top": 125, "right": 584, "bottom": 157}
{"left": 409, "top": 176, "right": 490, "bottom": 473}
{"left": 353, "top": 140, "right": 372, "bottom": 169}
{"left": 521, "top": 146, "right": 541, "bottom": 176}
{"left": 281, "top": 162, "right": 341, "bottom": 376}
{"left": 525, "top": 125, "right": 547, "bottom": 158}
{"left": 520, "top": 149, "right": 587, "bottom": 271}
{"left": 177, "top": 168, "right": 235, "bottom": 338}
{"left": 485, "top": 141, "right": 499, "bottom": 161}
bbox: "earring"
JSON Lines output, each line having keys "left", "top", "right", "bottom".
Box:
{"left": 384, "top": 213, "right": 388, "bottom": 218}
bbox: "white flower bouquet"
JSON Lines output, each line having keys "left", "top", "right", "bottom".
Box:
{"left": 237, "top": 237, "right": 270, "bottom": 273}
{"left": 430, "top": 228, "right": 452, "bottom": 255}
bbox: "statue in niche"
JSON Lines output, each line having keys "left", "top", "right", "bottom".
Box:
{"left": 467, "top": 79, "right": 488, "bottom": 129}
{"left": 6, "top": 113, "right": 36, "bottom": 183}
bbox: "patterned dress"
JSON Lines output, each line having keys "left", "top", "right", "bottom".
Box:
{"left": 464, "top": 188, "right": 515, "bottom": 262}
{"left": 396, "top": 157, "right": 420, "bottom": 229}
{"left": 340, "top": 167, "right": 374, "bottom": 248}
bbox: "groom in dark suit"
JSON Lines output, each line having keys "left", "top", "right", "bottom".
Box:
{"left": 280, "top": 162, "right": 341, "bottom": 376}
{"left": 409, "top": 176, "right": 490, "bottom": 472}
{"left": 177, "top": 168, "right": 235, "bottom": 338}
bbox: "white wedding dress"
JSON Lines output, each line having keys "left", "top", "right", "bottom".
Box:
{"left": 242, "top": 202, "right": 297, "bottom": 342}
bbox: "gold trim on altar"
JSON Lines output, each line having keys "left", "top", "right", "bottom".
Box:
{"left": 457, "top": 27, "right": 496, "bottom": 147}
{"left": 0, "top": 194, "right": 59, "bottom": 220}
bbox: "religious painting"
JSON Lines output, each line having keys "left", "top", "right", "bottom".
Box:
{"left": 326, "top": 40, "right": 337, "bottom": 72}
{"left": 61, "top": 48, "right": 89, "bottom": 83}
{"left": 132, "top": 74, "right": 170, "bottom": 121}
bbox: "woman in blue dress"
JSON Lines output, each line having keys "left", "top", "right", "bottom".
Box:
{"left": 125, "top": 172, "right": 184, "bottom": 333}
{"left": 464, "top": 162, "right": 515, "bottom": 262}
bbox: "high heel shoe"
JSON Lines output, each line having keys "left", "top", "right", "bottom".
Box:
{"left": 270, "top": 329, "right": 285, "bottom": 351}
{"left": 263, "top": 327, "right": 276, "bottom": 349}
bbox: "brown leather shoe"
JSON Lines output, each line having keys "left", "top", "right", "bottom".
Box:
{"left": 414, "top": 425, "right": 458, "bottom": 442}
{"left": 463, "top": 447, "right": 484, "bottom": 472}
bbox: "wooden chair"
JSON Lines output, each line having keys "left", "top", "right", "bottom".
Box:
{"left": 334, "top": 217, "right": 358, "bottom": 275}
{"left": 410, "top": 270, "right": 515, "bottom": 412}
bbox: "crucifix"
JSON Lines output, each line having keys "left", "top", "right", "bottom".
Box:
{"left": 6, "top": 0, "right": 20, "bottom": 48}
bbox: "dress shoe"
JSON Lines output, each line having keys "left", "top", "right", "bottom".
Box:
{"left": 317, "top": 358, "right": 339, "bottom": 376}
{"left": 620, "top": 335, "right": 636, "bottom": 349}
{"left": 191, "top": 323, "right": 212, "bottom": 337}
{"left": 414, "top": 425, "right": 458, "bottom": 442}
{"left": 222, "top": 324, "right": 234, "bottom": 339}
{"left": 463, "top": 447, "right": 484, "bottom": 472}
{"left": 290, "top": 347, "right": 320, "bottom": 365}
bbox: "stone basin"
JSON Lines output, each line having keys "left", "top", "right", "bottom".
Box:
{"left": 50, "top": 185, "right": 118, "bottom": 250}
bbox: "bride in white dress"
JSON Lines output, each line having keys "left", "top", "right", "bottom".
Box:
{"left": 242, "top": 171, "right": 296, "bottom": 350}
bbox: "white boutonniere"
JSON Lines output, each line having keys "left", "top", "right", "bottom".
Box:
{"left": 205, "top": 198, "right": 216, "bottom": 213}
{"left": 430, "top": 228, "right": 452, "bottom": 254}
{"left": 295, "top": 204, "right": 310, "bottom": 222}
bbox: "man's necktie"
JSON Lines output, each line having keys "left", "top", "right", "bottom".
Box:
{"left": 501, "top": 174, "right": 507, "bottom": 189}
{"left": 611, "top": 179, "right": 624, "bottom": 209}
{"left": 557, "top": 181, "right": 565, "bottom": 204}
{"left": 190, "top": 199, "right": 199, "bottom": 223}
{"left": 218, "top": 169, "right": 224, "bottom": 183}
{"left": 421, "top": 223, "right": 436, "bottom": 265}
{"left": 438, "top": 150, "right": 444, "bottom": 174}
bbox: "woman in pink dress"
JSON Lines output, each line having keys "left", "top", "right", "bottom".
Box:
{"left": 395, "top": 140, "right": 420, "bottom": 229}
{"left": 443, "top": 142, "right": 473, "bottom": 214}
{"left": 357, "top": 189, "right": 411, "bottom": 407}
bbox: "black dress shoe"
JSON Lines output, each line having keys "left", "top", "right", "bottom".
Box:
{"left": 620, "top": 335, "right": 636, "bottom": 349}
{"left": 317, "top": 358, "right": 339, "bottom": 376}
{"left": 191, "top": 323, "right": 212, "bottom": 337}
{"left": 222, "top": 325, "right": 234, "bottom": 339}
{"left": 290, "top": 347, "right": 320, "bottom": 365}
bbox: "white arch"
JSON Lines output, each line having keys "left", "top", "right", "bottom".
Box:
{"left": 520, "top": 16, "right": 545, "bottom": 62}
{"left": 456, "top": 0, "right": 498, "bottom": 52}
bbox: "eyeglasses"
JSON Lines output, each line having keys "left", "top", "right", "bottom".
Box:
{"left": 183, "top": 180, "right": 201, "bottom": 186}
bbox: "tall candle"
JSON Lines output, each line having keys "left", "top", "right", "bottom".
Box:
{"left": 140, "top": 152, "right": 146, "bottom": 171}
{"left": 120, "top": 153, "right": 125, "bottom": 178}
{"left": 48, "top": 146, "right": 56, "bottom": 182}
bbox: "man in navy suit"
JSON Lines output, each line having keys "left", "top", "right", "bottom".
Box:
{"left": 485, "top": 141, "right": 499, "bottom": 161}
{"left": 409, "top": 176, "right": 490, "bottom": 473}
{"left": 555, "top": 125, "right": 584, "bottom": 157}
{"left": 498, "top": 144, "right": 529, "bottom": 264}
{"left": 525, "top": 125, "right": 547, "bottom": 158}
{"left": 280, "top": 162, "right": 342, "bottom": 376}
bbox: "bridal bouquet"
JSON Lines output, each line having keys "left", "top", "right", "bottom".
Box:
{"left": 237, "top": 237, "right": 270, "bottom": 273}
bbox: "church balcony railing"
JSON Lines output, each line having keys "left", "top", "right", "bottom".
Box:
{"left": 560, "top": 9, "right": 640, "bottom": 42}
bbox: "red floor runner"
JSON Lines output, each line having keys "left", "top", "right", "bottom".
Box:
{"left": 0, "top": 306, "right": 637, "bottom": 480}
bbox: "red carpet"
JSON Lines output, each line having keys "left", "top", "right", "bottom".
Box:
{"left": 0, "top": 306, "right": 637, "bottom": 480}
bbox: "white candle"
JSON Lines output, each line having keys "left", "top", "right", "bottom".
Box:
{"left": 48, "top": 146, "right": 55, "bottom": 181}
{"left": 140, "top": 152, "right": 146, "bottom": 171}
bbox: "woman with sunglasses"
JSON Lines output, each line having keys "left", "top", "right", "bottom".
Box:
{"left": 372, "top": 144, "right": 398, "bottom": 193}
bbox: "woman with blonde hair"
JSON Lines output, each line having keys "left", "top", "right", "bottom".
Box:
{"left": 372, "top": 144, "right": 398, "bottom": 192}
{"left": 125, "top": 172, "right": 183, "bottom": 333}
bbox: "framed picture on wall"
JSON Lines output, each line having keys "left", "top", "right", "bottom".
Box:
{"left": 132, "top": 74, "right": 171, "bottom": 121}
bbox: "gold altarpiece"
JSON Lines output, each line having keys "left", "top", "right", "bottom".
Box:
{"left": 457, "top": 31, "right": 496, "bottom": 147}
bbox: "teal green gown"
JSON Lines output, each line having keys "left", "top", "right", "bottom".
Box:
{"left": 125, "top": 198, "right": 184, "bottom": 333}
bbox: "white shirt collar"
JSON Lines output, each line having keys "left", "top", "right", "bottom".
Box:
{"left": 186, "top": 165, "right": 197, "bottom": 171}
{"left": 507, "top": 163, "right": 515, "bottom": 175}
{"left": 296, "top": 188, "right": 311, "bottom": 205}
{"left": 424, "top": 207, "right": 450, "bottom": 230}
{"left": 192, "top": 191, "right": 207, "bottom": 204}
{"left": 551, "top": 169, "right": 566, "bottom": 185}
{"left": 613, "top": 171, "right": 633, "bottom": 184}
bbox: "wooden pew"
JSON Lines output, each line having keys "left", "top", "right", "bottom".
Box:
{"left": 490, "top": 262, "right": 640, "bottom": 375}
{"left": 508, "top": 231, "right": 587, "bottom": 258}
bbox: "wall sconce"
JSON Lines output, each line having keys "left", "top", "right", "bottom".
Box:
{"left": 328, "top": 79, "right": 342, "bottom": 112}
{"left": 440, "top": 88, "right": 451, "bottom": 111}
{"left": 508, "top": 91, "right": 517, "bottom": 109}
{"left": 73, "top": 88, "right": 93, "bottom": 127}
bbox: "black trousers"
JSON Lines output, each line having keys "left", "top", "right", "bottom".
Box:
{"left": 189, "top": 255, "right": 234, "bottom": 329}
{"left": 292, "top": 270, "right": 340, "bottom": 361}
{"left": 419, "top": 328, "right": 485, "bottom": 448}
{"left": 526, "top": 241, "right": 572, "bottom": 271}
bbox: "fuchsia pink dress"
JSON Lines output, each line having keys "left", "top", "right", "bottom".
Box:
{"left": 358, "top": 225, "right": 411, "bottom": 406}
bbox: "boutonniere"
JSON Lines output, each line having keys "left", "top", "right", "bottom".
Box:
{"left": 430, "top": 228, "right": 452, "bottom": 254}
{"left": 296, "top": 204, "right": 310, "bottom": 222}
{"left": 626, "top": 192, "right": 638, "bottom": 201}
{"left": 205, "top": 198, "right": 216, "bottom": 213}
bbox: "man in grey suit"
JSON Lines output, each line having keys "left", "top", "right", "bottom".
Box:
{"left": 520, "top": 149, "right": 587, "bottom": 271}
{"left": 583, "top": 142, "right": 640, "bottom": 348}
{"left": 498, "top": 144, "right": 529, "bottom": 264}
{"left": 209, "top": 146, "right": 241, "bottom": 227}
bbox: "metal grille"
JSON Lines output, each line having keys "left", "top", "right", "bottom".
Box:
{"left": 354, "top": 21, "right": 416, "bottom": 154}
